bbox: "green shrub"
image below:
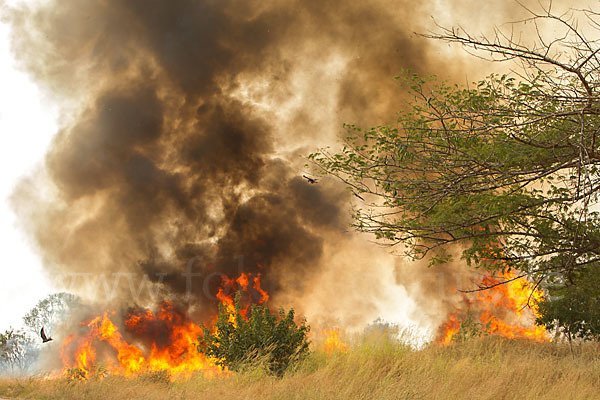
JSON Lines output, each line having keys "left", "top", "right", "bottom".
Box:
{"left": 197, "top": 293, "right": 310, "bottom": 376}
{"left": 452, "top": 313, "right": 491, "bottom": 343}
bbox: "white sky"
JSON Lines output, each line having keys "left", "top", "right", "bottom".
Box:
{"left": 0, "top": 7, "right": 57, "bottom": 331}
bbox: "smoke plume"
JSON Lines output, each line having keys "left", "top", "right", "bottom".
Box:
{"left": 3, "top": 0, "right": 556, "bottom": 335}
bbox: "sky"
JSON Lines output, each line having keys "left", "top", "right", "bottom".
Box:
{"left": 0, "top": 3, "right": 57, "bottom": 330}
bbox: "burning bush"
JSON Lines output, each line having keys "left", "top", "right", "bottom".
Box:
{"left": 444, "top": 313, "right": 491, "bottom": 344}
{"left": 198, "top": 294, "right": 310, "bottom": 376}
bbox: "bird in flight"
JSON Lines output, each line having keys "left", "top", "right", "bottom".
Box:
{"left": 303, "top": 175, "right": 318, "bottom": 184}
{"left": 40, "top": 327, "right": 53, "bottom": 343}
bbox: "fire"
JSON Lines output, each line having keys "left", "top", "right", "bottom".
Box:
{"left": 216, "top": 272, "right": 269, "bottom": 321}
{"left": 439, "top": 314, "right": 460, "bottom": 346}
{"left": 61, "top": 272, "right": 270, "bottom": 379}
{"left": 438, "top": 270, "right": 548, "bottom": 345}
{"left": 60, "top": 305, "right": 220, "bottom": 379}
{"left": 322, "top": 329, "right": 347, "bottom": 353}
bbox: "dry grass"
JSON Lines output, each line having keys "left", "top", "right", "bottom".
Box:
{"left": 1, "top": 334, "right": 600, "bottom": 400}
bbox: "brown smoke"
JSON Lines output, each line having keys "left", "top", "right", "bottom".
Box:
{"left": 3, "top": 0, "right": 559, "bottom": 334}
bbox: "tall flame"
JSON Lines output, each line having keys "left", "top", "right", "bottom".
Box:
{"left": 438, "top": 270, "right": 548, "bottom": 345}
{"left": 321, "top": 329, "right": 347, "bottom": 353}
{"left": 60, "top": 272, "right": 270, "bottom": 379}
{"left": 60, "top": 305, "right": 220, "bottom": 378}
{"left": 215, "top": 272, "right": 269, "bottom": 321}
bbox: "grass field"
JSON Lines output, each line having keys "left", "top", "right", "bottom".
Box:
{"left": 1, "top": 334, "right": 599, "bottom": 399}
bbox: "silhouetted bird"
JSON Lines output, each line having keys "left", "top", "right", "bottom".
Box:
{"left": 353, "top": 192, "right": 365, "bottom": 201}
{"left": 40, "top": 327, "right": 53, "bottom": 343}
{"left": 303, "top": 175, "right": 318, "bottom": 184}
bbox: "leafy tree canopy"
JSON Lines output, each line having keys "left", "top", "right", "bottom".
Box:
{"left": 309, "top": 7, "right": 600, "bottom": 334}
{"left": 22, "top": 292, "right": 79, "bottom": 336}
{"left": 0, "top": 328, "right": 35, "bottom": 373}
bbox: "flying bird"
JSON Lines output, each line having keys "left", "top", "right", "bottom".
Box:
{"left": 303, "top": 175, "right": 318, "bottom": 184}
{"left": 40, "top": 327, "right": 53, "bottom": 343}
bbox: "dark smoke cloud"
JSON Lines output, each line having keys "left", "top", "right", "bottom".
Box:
{"left": 4, "top": 0, "right": 543, "bottom": 330}
{"left": 5, "top": 0, "right": 432, "bottom": 314}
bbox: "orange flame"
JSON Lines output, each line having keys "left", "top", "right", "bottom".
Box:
{"left": 439, "top": 314, "right": 460, "bottom": 346}
{"left": 322, "top": 329, "right": 347, "bottom": 353}
{"left": 60, "top": 272, "right": 270, "bottom": 379}
{"left": 438, "top": 270, "right": 548, "bottom": 345}
{"left": 215, "top": 272, "right": 270, "bottom": 320}
{"left": 60, "top": 305, "right": 220, "bottom": 379}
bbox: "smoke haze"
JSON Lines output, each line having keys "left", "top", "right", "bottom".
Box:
{"left": 3, "top": 0, "right": 577, "bottom": 336}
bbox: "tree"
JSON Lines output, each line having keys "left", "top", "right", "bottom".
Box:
{"left": 0, "top": 292, "right": 79, "bottom": 375}
{"left": 198, "top": 294, "right": 310, "bottom": 376}
{"left": 22, "top": 292, "right": 79, "bottom": 337}
{"left": 0, "top": 328, "right": 36, "bottom": 374}
{"left": 309, "top": 6, "right": 600, "bottom": 330}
